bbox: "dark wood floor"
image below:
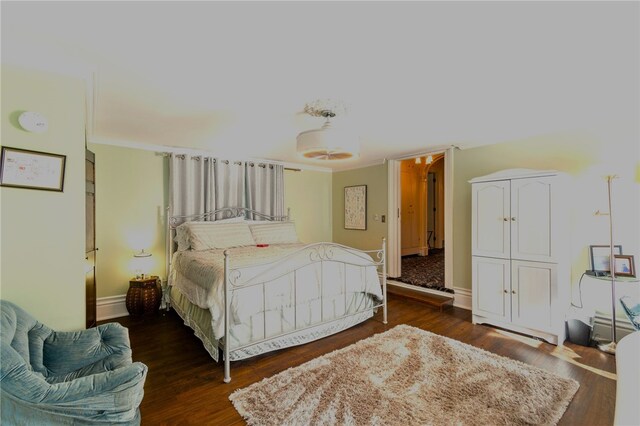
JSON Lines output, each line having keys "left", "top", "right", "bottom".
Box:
{"left": 107, "top": 294, "right": 617, "bottom": 425}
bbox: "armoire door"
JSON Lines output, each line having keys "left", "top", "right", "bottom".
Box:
{"left": 472, "top": 256, "right": 511, "bottom": 322}
{"left": 510, "top": 260, "right": 556, "bottom": 332}
{"left": 85, "top": 150, "right": 97, "bottom": 328}
{"left": 472, "top": 180, "right": 510, "bottom": 259}
{"left": 510, "top": 177, "right": 555, "bottom": 262}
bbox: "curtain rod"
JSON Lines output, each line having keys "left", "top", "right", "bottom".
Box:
{"left": 160, "top": 152, "right": 301, "bottom": 171}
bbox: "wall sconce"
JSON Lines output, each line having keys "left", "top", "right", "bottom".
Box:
{"left": 415, "top": 157, "right": 422, "bottom": 164}
{"left": 133, "top": 249, "right": 152, "bottom": 279}
{"left": 426, "top": 155, "right": 433, "bottom": 164}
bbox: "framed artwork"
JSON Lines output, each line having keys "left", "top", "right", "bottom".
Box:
{"left": 0, "top": 146, "right": 66, "bottom": 192}
{"left": 344, "top": 185, "right": 367, "bottom": 230}
{"left": 589, "top": 245, "right": 622, "bottom": 273}
{"left": 614, "top": 255, "right": 636, "bottom": 277}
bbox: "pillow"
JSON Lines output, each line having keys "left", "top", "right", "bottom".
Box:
{"left": 175, "top": 221, "right": 255, "bottom": 250}
{"left": 213, "top": 216, "right": 246, "bottom": 223}
{"left": 249, "top": 222, "right": 299, "bottom": 245}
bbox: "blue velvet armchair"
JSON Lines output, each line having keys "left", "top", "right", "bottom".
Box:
{"left": 0, "top": 300, "right": 148, "bottom": 425}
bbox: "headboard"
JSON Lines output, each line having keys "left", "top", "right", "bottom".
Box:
{"left": 166, "top": 206, "right": 290, "bottom": 278}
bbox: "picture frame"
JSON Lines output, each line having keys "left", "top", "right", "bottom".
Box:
{"left": 0, "top": 146, "right": 66, "bottom": 192}
{"left": 344, "top": 185, "right": 367, "bottom": 230}
{"left": 614, "top": 255, "right": 636, "bottom": 278}
{"left": 589, "top": 245, "right": 622, "bottom": 273}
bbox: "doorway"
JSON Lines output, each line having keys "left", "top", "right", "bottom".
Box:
{"left": 387, "top": 148, "right": 454, "bottom": 293}
{"left": 397, "top": 154, "right": 447, "bottom": 291}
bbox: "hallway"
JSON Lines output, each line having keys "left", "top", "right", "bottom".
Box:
{"left": 397, "top": 249, "right": 451, "bottom": 293}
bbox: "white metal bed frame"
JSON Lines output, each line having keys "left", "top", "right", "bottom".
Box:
{"left": 167, "top": 207, "right": 387, "bottom": 383}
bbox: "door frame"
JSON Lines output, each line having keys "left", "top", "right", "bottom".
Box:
{"left": 387, "top": 147, "right": 454, "bottom": 289}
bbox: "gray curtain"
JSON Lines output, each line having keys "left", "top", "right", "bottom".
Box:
{"left": 245, "top": 163, "right": 285, "bottom": 219}
{"left": 169, "top": 154, "right": 283, "bottom": 221}
{"left": 214, "top": 160, "right": 245, "bottom": 219}
{"left": 170, "top": 154, "right": 207, "bottom": 220}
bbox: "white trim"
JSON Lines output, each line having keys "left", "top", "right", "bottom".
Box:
{"left": 469, "top": 168, "right": 559, "bottom": 183}
{"left": 444, "top": 147, "right": 454, "bottom": 289}
{"left": 387, "top": 160, "right": 401, "bottom": 277}
{"left": 388, "top": 280, "right": 454, "bottom": 299}
{"left": 89, "top": 137, "right": 333, "bottom": 173}
{"left": 96, "top": 295, "right": 128, "bottom": 321}
{"left": 392, "top": 147, "right": 450, "bottom": 161}
{"left": 453, "top": 286, "right": 472, "bottom": 310}
{"left": 334, "top": 158, "right": 389, "bottom": 172}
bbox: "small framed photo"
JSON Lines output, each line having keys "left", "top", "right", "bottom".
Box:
{"left": 589, "top": 245, "right": 622, "bottom": 273}
{"left": 614, "top": 255, "right": 636, "bottom": 277}
{"left": 0, "top": 146, "right": 66, "bottom": 192}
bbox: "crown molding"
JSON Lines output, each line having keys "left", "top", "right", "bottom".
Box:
{"left": 88, "top": 137, "right": 333, "bottom": 173}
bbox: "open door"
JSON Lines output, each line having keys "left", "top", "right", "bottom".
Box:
{"left": 86, "top": 149, "right": 97, "bottom": 328}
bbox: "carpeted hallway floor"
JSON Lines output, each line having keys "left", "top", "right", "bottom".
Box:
{"left": 397, "top": 249, "right": 452, "bottom": 293}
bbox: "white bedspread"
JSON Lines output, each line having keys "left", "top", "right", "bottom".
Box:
{"left": 170, "top": 243, "right": 383, "bottom": 343}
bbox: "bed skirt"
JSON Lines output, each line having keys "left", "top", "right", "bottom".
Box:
{"left": 169, "top": 286, "right": 375, "bottom": 362}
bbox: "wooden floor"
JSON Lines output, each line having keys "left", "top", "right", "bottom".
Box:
{"left": 108, "top": 294, "right": 617, "bottom": 425}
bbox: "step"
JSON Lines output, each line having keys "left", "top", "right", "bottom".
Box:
{"left": 388, "top": 285, "right": 454, "bottom": 311}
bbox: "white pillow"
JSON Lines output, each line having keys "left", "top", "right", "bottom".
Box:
{"left": 175, "top": 221, "right": 255, "bottom": 250}
{"left": 249, "top": 222, "right": 299, "bottom": 245}
{"left": 214, "top": 216, "right": 246, "bottom": 223}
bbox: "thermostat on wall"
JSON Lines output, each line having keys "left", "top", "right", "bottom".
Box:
{"left": 18, "top": 111, "right": 48, "bottom": 133}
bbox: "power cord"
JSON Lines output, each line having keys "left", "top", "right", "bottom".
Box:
{"left": 571, "top": 272, "right": 586, "bottom": 309}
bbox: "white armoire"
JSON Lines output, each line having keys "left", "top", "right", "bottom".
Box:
{"left": 470, "top": 169, "right": 570, "bottom": 345}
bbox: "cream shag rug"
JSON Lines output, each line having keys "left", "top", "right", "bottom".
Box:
{"left": 230, "top": 325, "right": 580, "bottom": 425}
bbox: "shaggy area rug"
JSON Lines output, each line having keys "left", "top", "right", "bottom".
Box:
{"left": 230, "top": 325, "right": 579, "bottom": 426}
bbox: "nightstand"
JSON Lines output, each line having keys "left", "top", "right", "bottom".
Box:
{"left": 126, "top": 276, "right": 161, "bottom": 316}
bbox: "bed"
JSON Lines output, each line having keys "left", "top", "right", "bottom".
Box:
{"left": 166, "top": 207, "right": 387, "bottom": 382}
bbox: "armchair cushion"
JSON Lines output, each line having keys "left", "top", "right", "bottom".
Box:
{"left": 1, "top": 300, "right": 147, "bottom": 425}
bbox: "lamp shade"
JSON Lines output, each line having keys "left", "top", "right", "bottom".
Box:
{"left": 296, "top": 121, "right": 359, "bottom": 160}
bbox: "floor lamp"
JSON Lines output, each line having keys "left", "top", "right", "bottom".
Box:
{"left": 598, "top": 174, "right": 618, "bottom": 355}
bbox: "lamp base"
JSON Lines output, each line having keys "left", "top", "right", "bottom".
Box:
{"left": 597, "top": 341, "right": 617, "bottom": 355}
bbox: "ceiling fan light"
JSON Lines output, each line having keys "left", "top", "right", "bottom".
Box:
{"left": 296, "top": 122, "right": 359, "bottom": 160}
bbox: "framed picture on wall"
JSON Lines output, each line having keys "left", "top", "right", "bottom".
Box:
{"left": 589, "top": 245, "right": 622, "bottom": 273}
{"left": 344, "top": 185, "right": 367, "bottom": 230}
{"left": 0, "top": 146, "right": 66, "bottom": 192}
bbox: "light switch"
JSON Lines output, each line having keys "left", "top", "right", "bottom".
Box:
{"left": 381, "top": 215, "right": 386, "bottom": 223}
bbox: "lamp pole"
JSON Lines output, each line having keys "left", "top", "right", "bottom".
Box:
{"left": 598, "top": 175, "right": 618, "bottom": 354}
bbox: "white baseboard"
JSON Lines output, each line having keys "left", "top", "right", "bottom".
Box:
{"left": 97, "top": 295, "right": 128, "bottom": 321}
{"left": 453, "top": 287, "right": 472, "bottom": 311}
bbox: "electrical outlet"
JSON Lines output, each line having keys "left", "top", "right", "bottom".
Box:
{"left": 374, "top": 214, "right": 380, "bottom": 221}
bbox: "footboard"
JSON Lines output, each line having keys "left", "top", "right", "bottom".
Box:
{"left": 222, "top": 240, "right": 387, "bottom": 383}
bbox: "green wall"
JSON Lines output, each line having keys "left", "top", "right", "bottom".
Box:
{"left": 1, "top": 66, "right": 86, "bottom": 330}
{"left": 89, "top": 147, "right": 333, "bottom": 298}
{"left": 332, "top": 164, "right": 388, "bottom": 252}
{"left": 88, "top": 143, "right": 168, "bottom": 298}
{"left": 452, "top": 133, "right": 640, "bottom": 291}
{"left": 284, "top": 169, "right": 332, "bottom": 243}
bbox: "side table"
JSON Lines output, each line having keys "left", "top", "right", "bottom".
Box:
{"left": 126, "top": 276, "right": 162, "bottom": 316}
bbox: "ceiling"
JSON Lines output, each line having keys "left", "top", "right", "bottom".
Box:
{"left": 2, "top": 2, "right": 638, "bottom": 171}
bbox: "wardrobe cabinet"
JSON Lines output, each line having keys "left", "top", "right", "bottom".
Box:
{"left": 470, "top": 169, "right": 569, "bottom": 344}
